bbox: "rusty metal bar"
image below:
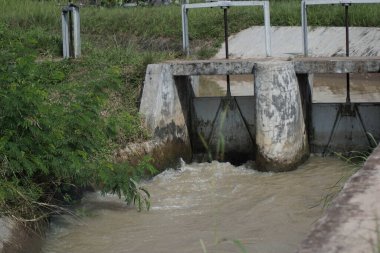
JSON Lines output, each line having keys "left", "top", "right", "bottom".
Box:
{"left": 223, "top": 7, "right": 231, "bottom": 97}
{"left": 301, "top": 0, "right": 380, "bottom": 56}
{"left": 182, "top": 1, "right": 271, "bottom": 57}
{"left": 344, "top": 4, "right": 351, "bottom": 103}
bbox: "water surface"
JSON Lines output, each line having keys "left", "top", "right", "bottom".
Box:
{"left": 41, "top": 156, "right": 353, "bottom": 253}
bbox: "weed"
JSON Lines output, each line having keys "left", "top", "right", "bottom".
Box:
{"left": 317, "top": 133, "right": 378, "bottom": 209}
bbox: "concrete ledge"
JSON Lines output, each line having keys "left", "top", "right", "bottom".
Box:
{"left": 115, "top": 139, "right": 191, "bottom": 171}
{"left": 298, "top": 144, "right": 380, "bottom": 253}
{"left": 167, "top": 57, "right": 380, "bottom": 76}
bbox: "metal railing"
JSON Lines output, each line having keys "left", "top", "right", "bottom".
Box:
{"left": 301, "top": 0, "right": 380, "bottom": 103}
{"left": 181, "top": 1, "right": 271, "bottom": 57}
{"left": 301, "top": 0, "right": 380, "bottom": 57}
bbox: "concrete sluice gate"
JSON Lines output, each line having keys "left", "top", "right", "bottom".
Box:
{"left": 139, "top": 58, "right": 380, "bottom": 172}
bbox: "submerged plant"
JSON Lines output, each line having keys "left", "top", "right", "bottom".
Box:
{"left": 335, "top": 133, "right": 378, "bottom": 167}
{"left": 197, "top": 99, "right": 230, "bottom": 163}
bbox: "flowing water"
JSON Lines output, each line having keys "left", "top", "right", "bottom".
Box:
{"left": 41, "top": 156, "right": 355, "bottom": 253}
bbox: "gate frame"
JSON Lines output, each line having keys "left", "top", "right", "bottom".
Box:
{"left": 181, "top": 1, "right": 271, "bottom": 56}
{"left": 301, "top": 0, "right": 380, "bottom": 56}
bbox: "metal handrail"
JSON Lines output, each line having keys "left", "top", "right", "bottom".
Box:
{"left": 181, "top": 1, "right": 271, "bottom": 57}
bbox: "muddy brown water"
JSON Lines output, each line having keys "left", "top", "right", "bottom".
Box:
{"left": 198, "top": 74, "right": 380, "bottom": 101}
{"left": 41, "top": 156, "right": 354, "bottom": 253}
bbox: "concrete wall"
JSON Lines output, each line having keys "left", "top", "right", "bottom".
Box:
{"left": 298, "top": 144, "right": 380, "bottom": 253}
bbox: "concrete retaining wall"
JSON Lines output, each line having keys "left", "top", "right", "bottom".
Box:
{"left": 298, "top": 144, "right": 380, "bottom": 253}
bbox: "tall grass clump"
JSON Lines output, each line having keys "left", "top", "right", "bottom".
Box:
{"left": 319, "top": 133, "right": 378, "bottom": 208}
{"left": 0, "top": 20, "right": 158, "bottom": 223}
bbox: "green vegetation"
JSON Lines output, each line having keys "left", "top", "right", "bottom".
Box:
{"left": 1, "top": 0, "right": 380, "bottom": 224}
{"left": 319, "top": 133, "right": 378, "bottom": 208}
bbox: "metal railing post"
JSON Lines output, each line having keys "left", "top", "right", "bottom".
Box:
{"left": 263, "top": 1, "right": 271, "bottom": 57}
{"left": 223, "top": 7, "right": 231, "bottom": 96}
{"left": 301, "top": 0, "right": 308, "bottom": 56}
{"left": 72, "top": 6, "right": 81, "bottom": 58}
{"left": 182, "top": 1, "right": 271, "bottom": 57}
{"left": 62, "top": 9, "right": 70, "bottom": 58}
{"left": 344, "top": 3, "right": 351, "bottom": 103}
{"left": 182, "top": 5, "right": 190, "bottom": 56}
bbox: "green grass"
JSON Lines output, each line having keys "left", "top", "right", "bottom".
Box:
{"left": 1, "top": 0, "right": 380, "bottom": 223}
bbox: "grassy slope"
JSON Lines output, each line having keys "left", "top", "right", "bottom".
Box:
{"left": 0, "top": 0, "right": 379, "bottom": 220}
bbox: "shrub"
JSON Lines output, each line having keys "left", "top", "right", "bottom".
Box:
{"left": 0, "top": 24, "right": 155, "bottom": 222}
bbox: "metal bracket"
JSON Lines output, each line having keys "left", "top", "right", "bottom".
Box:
{"left": 340, "top": 103, "right": 356, "bottom": 116}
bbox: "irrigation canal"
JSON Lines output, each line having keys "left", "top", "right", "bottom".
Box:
{"left": 41, "top": 156, "right": 353, "bottom": 253}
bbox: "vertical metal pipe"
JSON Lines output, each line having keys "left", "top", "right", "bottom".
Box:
{"left": 345, "top": 4, "right": 351, "bottom": 103}
{"left": 223, "top": 7, "right": 231, "bottom": 97}
{"left": 224, "top": 8, "right": 229, "bottom": 60}
{"left": 61, "top": 11, "right": 70, "bottom": 58}
{"left": 181, "top": 5, "right": 189, "bottom": 56}
{"left": 72, "top": 6, "right": 81, "bottom": 58}
{"left": 263, "top": 1, "right": 271, "bottom": 57}
{"left": 185, "top": 9, "right": 190, "bottom": 56}
{"left": 345, "top": 5, "right": 349, "bottom": 57}
{"left": 181, "top": 5, "right": 186, "bottom": 53}
{"left": 302, "top": 1, "right": 308, "bottom": 57}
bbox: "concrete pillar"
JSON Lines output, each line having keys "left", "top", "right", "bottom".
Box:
{"left": 254, "top": 61, "right": 309, "bottom": 172}
{"left": 139, "top": 64, "right": 193, "bottom": 167}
